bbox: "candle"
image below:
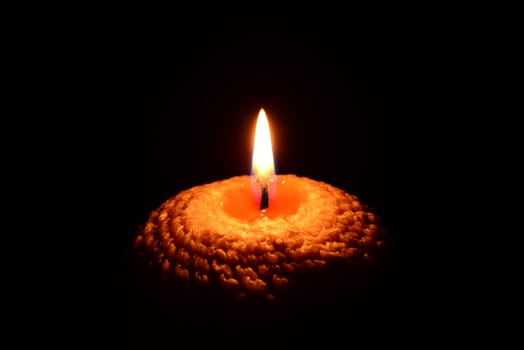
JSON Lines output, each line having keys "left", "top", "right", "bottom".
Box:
{"left": 134, "top": 108, "right": 387, "bottom": 303}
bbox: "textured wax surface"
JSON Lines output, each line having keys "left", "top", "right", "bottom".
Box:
{"left": 134, "top": 175, "right": 387, "bottom": 303}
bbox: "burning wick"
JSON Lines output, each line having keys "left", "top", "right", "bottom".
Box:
{"left": 259, "top": 183, "right": 269, "bottom": 210}
{"left": 252, "top": 108, "right": 275, "bottom": 211}
{"left": 257, "top": 176, "right": 274, "bottom": 211}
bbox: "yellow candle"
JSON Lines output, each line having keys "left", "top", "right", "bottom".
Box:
{"left": 134, "top": 108, "right": 387, "bottom": 303}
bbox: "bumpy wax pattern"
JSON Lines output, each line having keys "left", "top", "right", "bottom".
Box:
{"left": 134, "top": 175, "right": 387, "bottom": 302}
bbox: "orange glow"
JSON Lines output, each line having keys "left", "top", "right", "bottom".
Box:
{"left": 224, "top": 177, "right": 304, "bottom": 221}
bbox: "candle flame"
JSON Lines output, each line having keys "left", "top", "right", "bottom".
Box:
{"left": 252, "top": 108, "right": 275, "bottom": 179}
{"left": 251, "top": 108, "right": 277, "bottom": 207}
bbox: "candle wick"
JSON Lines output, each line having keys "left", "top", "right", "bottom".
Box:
{"left": 260, "top": 183, "right": 269, "bottom": 210}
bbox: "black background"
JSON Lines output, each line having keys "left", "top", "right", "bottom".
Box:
{"left": 113, "top": 8, "right": 424, "bottom": 349}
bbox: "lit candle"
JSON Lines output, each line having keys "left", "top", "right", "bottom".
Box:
{"left": 134, "top": 108, "right": 387, "bottom": 303}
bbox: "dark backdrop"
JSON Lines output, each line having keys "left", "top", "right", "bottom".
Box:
{"left": 114, "top": 8, "right": 421, "bottom": 349}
